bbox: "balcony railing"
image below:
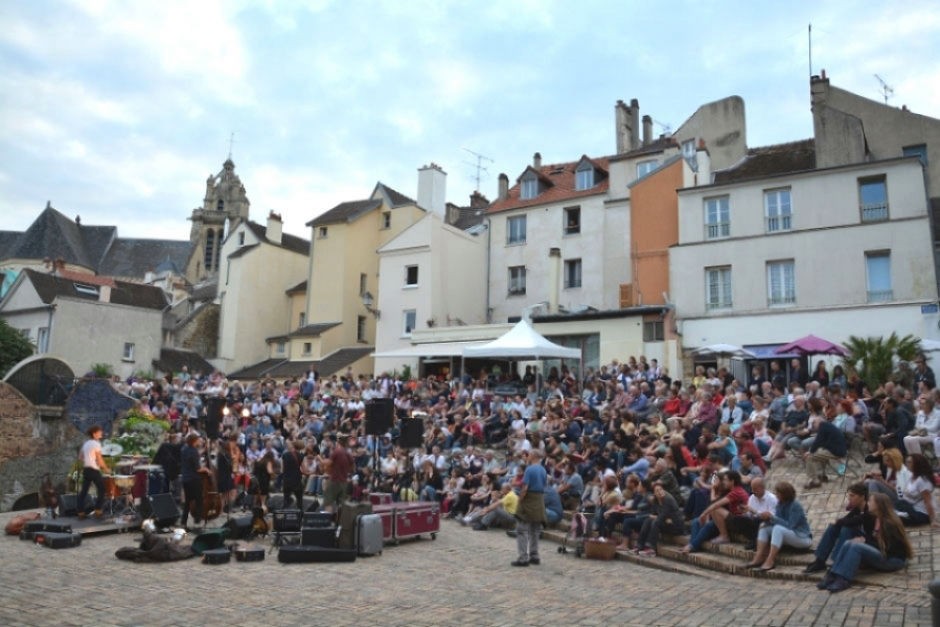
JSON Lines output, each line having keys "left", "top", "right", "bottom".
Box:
{"left": 705, "top": 222, "right": 730, "bottom": 239}
{"left": 861, "top": 203, "right": 889, "bottom": 222}
{"left": 768, "top": 294, "right": 796, "bottom": 306}
{"left": 766, "top": 215, "right": 792, "bottom": 232}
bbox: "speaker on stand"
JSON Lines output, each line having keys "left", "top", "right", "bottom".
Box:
{"left": 399, "top": 418, "right": 424, "bottom": 449}
{"left": 365, "top": 398, "right": 395, "bottom": 491}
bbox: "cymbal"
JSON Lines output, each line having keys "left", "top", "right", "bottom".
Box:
{"left": 102, "top": 441, "right": 124, "bottom": 456}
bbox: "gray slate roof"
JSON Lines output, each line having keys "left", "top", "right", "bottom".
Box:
{"left": 22, "top": 268, "right": 168, "bottom": 310}
{"left": 288, "top": 321, "right": 341, "bottom": 338}
{"left": 1, "top": 206, "right": 192, "bottom": 279}
{"left": 307, "top": 199, "right": 382, "bottom": 227}
{"left": 243, "top": 221, "right": 310, "bottom": 255}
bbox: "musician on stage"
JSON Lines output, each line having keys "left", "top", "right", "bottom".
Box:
{"left": 179, "top": 433, "right": 208, "bottom": 530}
{"left": 77, "top": 425, "right": 110, "bottom": 519}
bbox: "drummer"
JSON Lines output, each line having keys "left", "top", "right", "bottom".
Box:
{"left": 77, "top": 425, "right": 110, "bottom": 519}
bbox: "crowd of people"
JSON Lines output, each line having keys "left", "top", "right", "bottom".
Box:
{"left": 105, "top": 353, "right": 938, "bottom": 590}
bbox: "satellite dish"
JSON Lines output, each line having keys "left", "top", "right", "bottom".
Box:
{"left": 101, "top": 441, "right": 124, "bottom": 456}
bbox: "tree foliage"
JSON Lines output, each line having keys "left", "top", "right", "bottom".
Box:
{"left": 842, "top": 333, "right": 921, "bottom": 389}
{"left": 0, "top": 318, "right": 34, "bottom": 378}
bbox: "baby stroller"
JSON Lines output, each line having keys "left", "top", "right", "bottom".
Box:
{"left": 557, "top": 510, "right": 589, "bottom": 558}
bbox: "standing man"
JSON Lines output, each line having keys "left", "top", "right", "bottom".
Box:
{"left": 281, "top": 440, "right": 305, "bottom": 509}
{"left": 77, "top": 425, "right": 110, "bottom": 519}
{"left": 513, "top": 449, "right": 547, "bottom": 567}
{"left": 323, "top": 435, "right": 354, "bottom": 512}
{"left": 179, "top": 433, "right": 207, "bottom": 530}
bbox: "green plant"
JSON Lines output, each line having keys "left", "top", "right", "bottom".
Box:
{"left": 90, "top": 362, "right": 113, "bottom": 377}
{"left": 133, "top": 369, "right": 154, "bottom": 380}
{"left": 842, "top": 333, "right": 921, "bottom": 389}
{"left": 0, "top": 318, "right": 34, "bottom": 378}
{"left": 401, "top": 364, "right": 413, "bottom": 381}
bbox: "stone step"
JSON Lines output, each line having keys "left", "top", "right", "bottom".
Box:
{"left": 655, "top": 544, "right": 820, "bottom": 583}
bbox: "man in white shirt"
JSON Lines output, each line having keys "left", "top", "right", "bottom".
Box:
{"left": 77, "top": 425, "right": 110, "bottom": 519}
{"left": 729, "top": 477, "right": 778, "bottom": 550}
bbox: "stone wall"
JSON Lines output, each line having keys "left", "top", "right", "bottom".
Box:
{"left": 0, "top": 378, "right": 135, "bottom": 512}
{"left": 0, "top": 382, "right": 82, "bottom": 511}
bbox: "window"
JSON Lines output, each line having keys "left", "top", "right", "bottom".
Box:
{"left": 705, "top": 266, "right": 732, "bottom": 310}
{"left": 564, "top": 259, "right": 582, "bottom": 288}
{"left": 302, "top": 342, "right": 312, "bottom": 356}
{"left": 275, "top": 341, "right": 285, "bottom": 355}
{"left": 216, "top": 199, "right": 224, "bottom": 211}
{"left": 382, "top": 211, "right": 391, "bottom": 229}
{"left": 643, "top": 321, "right": 664, "bottom": 342}
{"left": 73, "top": 282, "right": 99, "bottom": 297}
{"left": 123, "top": 342, "right": 135, "bottom": 361}
{"left": 405, "top": 265, "right": 419, "bottom": 287}
{"left": 357, "top": 316, "right": 367, "bottom": 342}
{"left": 764, "top": 188, "right": 792, "bottom": 232}
{"left": 636, "top": 160, "right": 658, "bottom": 178}
{"left": 767, "top": 260, "right": 796, "bottom": 306}
{"left": 507, "top": 215, "right": 526, "bottom": 245}
{"left": 359, "top": 273, "right": 367, "bottom": 296}
{"left": 682, "top": 139, "right": 696, "bottom": 158}
{"left": 204, "top": 229, "right": 215, "bottom": 269}
{"left": 564, "top": 206, "right": 581, "bottom": 235}
{"left": 318, "top": 226, "right": 328, "bottom": 238}
{"left": 403, "top": 310, "right": 417, "bottom": 336}
{"left": 37, "top": 327, "right": 49, "bottom": 353}
{"left": 575, "top": 164, "right": 594, "bottom": 190}
{"left": 298, "top": 312, "right": 305, "bottom": 328}
{"left": 704, "top": 196, "right": 730, "bottom": 239}
{"left": 859, "top": 176, "right": 888, "bottom": 222}
{"left": 508, "top": 266, "right": 526, "bottom": 296}
{"left": 866, "top": 251, "right": 892, "bottom": 302}
{"left": 520, "top": 176, "right": 538, "bottom": 200}
{"left": 903, "top": 144, "right": 928, "bottom": 167}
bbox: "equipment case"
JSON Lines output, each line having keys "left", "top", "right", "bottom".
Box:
{"left": 393, "top": 502, "right": 440, "bottom": 541}
{"left": 34, "top": 531, "right": 82, "bottom": 549}
{"left": 355, "top": 513, "right": 383, "bottom": 556}
{"left": 277, "top": 545, "right": 357, "bottom": 564}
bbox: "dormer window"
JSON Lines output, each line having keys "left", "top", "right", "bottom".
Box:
{"left": 575, "top": 163, "right": 595, "bottom": 190}
{"left": 74, "top": 282, "right": 99, "bottom": 297}
{"left": 520, "top": 176, "right": 538, "bottom": 200}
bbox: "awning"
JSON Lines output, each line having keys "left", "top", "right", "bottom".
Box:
{"left": 372, "top": 341, "right": 489, "bottom": 359}
{"left": 743, "top": 344, "right": 801, "bottom": 359}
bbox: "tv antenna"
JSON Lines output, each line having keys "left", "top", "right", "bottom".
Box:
{"left": 652, "top": 119, "right": 672, "bottom": 135}
{"left": 227, "top": 132, "right": 236, "bottom": 160}
{"left": 462, "top": 148, "right": 493, "bottom": 192}
{"left": 874, "top": 74, "right": 894, "bottom": 105}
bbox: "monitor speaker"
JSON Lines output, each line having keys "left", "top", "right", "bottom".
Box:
{"left": 365, "top": 398, "right": 394, "bottom": 435}
{"left": 399, "top": 418, "right": 424, "bottom": 449}
{"left": 145, "top": 493, "right": 180, "bottom": 528}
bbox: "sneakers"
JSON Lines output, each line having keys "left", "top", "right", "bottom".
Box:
{"left": 510, "top": 559, "right": 530, "bottom": 567}
{"left": 826, "top": 575, "right": 851, "bottom": 593}
{"left": 803, "top": 480, "right": 822, "bottom": 490}
{"left": 836, "top": 462, "right": 847, "bottom": 477}
{"left": 529, "top": 557, "right": 541, "bottom": 565}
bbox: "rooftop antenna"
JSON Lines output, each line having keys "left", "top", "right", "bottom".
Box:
{"left": 808, "top": 24, "right": 812, "bottom": 77}
{"left": 874, "top": 74, "right": 894, "bottom": 105}
{"left": 462, "top": 147, "right": 493, "bottom": 192}
{"left": 227, "top": 132, "right": 235, "bottom": 160}
{"left": 652, "top": 119, "right": 672, "bottom": 135}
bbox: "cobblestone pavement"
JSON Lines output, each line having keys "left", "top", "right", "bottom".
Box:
{"left": 1, "top": 514, "right": 934, "bottom": 627}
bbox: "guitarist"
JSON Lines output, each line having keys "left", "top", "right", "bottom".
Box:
{"left": 77, "top": 425, "right": 109, "bottom": 519}
{"left": 281, "top": 440, "right": 305, "bottom": 510}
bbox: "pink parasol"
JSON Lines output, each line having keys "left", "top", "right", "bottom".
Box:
{"left": 774, "top": 334, "right": 848, "bottom": 357}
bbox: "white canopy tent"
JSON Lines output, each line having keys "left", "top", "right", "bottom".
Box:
{"left": 461, "top": 319, "right": 582, "bottom": 385}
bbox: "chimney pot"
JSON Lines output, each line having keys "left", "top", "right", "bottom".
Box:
{"left": 642, "top": 115, "right": 652, "bottom": 146}
{"left": 533, "top": 152, "right": 542, "bottom": 169}
{"left": 498, "top": 173, "right": 509, "bottom": 201}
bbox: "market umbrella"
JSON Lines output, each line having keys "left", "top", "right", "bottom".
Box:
{"left": 775, "top": 334, "right": 848, "bottom": 357}
{"left": 690, "top": 344, "right": 757, "bottom": 359}
{"left": 919, "top": 338, "right": 940, "bottom": 353}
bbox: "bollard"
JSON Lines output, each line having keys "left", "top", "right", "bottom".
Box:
{"left": 930, "top": 578, "right": 940, "bottom": 627}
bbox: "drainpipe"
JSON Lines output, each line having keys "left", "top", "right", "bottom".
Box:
{"left": 485, "top": 217, "right": 492, "bottom": 323}
{"left": 45, "top": 303, "right": 56, "bottom": 354}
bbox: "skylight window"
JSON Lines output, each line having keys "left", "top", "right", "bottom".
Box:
{"left": 74, "top": 282, "right": 99, "bottom": 297}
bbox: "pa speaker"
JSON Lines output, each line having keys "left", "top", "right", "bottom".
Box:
{"left": 146, "top": 493, "right": 180, "bottom": 528}
{"left": 365, "top": 398, "right": 394, "bottom": 435}
{"left": 399, "top": 418, "right": 424, "bottom": 449}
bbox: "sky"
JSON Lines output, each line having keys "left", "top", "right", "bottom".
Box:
{"left": 1, "top": 0, "right": 939, "bottom": 241}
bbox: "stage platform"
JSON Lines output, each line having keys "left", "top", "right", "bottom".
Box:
{"left": 32, "top": 513, "right": 142, "bottom": 537}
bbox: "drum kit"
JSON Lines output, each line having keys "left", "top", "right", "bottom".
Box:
{"left": 99, "top": 441, "right": 165, "bottom": 518}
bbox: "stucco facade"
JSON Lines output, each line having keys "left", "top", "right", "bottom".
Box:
{"left": 373, "top": 213, "right": 486, "bottom": 375}
{"left": 215, "top": 217, "right": 309, "bottom": 373}
{"left": 671, "top": 157, "right": 938, "bottom": 355}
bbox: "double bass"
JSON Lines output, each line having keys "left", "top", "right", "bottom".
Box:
{"left": 192, "top": 441, "right": 222, "bottom": 522}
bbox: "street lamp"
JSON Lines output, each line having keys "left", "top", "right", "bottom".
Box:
{"left": 362, "top": 291, "right": 381, "bottom": 319}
